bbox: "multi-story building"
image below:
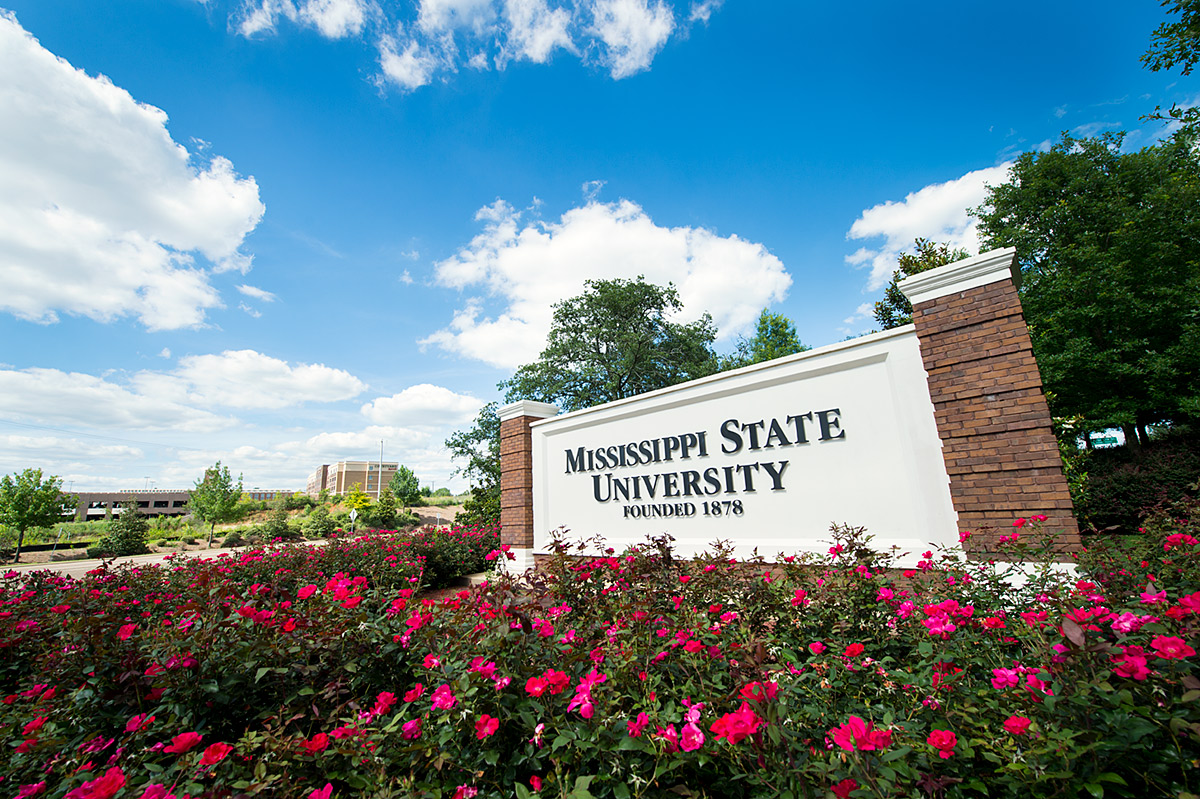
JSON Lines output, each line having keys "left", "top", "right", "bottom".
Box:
{"left": 307, "top": 461, "right": 398, "bottom": 498}
{"left": 71, "top": 490, "right": 191, "bottom": 521}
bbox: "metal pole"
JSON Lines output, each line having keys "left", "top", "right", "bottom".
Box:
{"left": 378, "top": 440, "right": 384, "bottom": 499}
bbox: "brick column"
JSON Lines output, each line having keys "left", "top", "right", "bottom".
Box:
{"left": 497, "top": 400, "right": 559, "bottom": 573}
{"left": 899, "top": 248, "right": 1080, "bottom": 557}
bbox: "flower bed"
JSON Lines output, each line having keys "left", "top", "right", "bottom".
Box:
{"left": 0, "top": 517, "right": 1197, "bottom": 799}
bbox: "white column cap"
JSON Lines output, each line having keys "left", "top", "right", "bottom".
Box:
{"left": 498, "top": 400, "right": 560, "bottom": 422}
{"left": 898, "top": 247, "right": 1019, "bottom": 306}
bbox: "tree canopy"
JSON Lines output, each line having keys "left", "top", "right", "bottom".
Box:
{"left": 873, "top": 239, "right": 971, "bottom": 330}
{"left": 975, "top": 130, "right": 1200, "bottom": 439}
{"left": 720, "top": 309, "right": 808, "bottom": 369}
{"left": 0, "top": 468, "right": 68, "bottom": 562}
{"left": 500, "top": 276, "right": 719, "bottom": 412}
{"left": 389, "top": 466, "right": 421, "bottom": 507}
{"left": 1142, "top": 1, "right": 1200, "bottom": 132}
{"left": 190, "top": 462, "right": 243, "bottom": 545}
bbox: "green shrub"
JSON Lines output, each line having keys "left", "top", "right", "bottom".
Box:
{"left": 304, "top": 505, "right": 337, "bottom": 539}
{"left": 221, "top": 531, "right": 245, "bottom": 548}
{"left": 455, "top": 483, "right": 498, "bottom": 528}
{"left": 1077, "top": 431, "right": 1200, "bottom": 530}
{"left": 88, "top": 503, "right": 151, "bottom": 558}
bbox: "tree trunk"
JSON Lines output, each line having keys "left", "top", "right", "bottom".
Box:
{"left": 207, "top": 522, "right": 215, "bottom": 547}
{"left": 1122, "top": 424, "right": 1140, "bottom": 448}
{"left": 12, "top": 528, "right": 24, "bottom": 563}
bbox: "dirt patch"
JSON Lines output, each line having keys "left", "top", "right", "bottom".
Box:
{"left": 407, "top": 505, "right": 463, "bottom": 527}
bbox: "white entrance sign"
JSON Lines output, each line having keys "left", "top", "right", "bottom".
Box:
{"left": 528, "top": 326, "right": 959, "bottom": 566}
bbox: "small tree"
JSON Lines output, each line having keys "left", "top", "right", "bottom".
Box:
{"left": 0, "top": 468, "right": 68, "bottom": 562}
{"left": 345, "top": 484, "right": 373, "bottom": 512}
{"left": 190, "top": 462, "right": 243, "bottom": 546}
{"left": 390, "top": 466, "right": 421, "bottom": 507}
{"left": 90, "top": 501, "right": 150, "bottom": 558}
{"left": 304, "top": 504, "right": 337, "bottom": 538}
{"left": 873, "top": 239, "right": 971, "bottom": 329}
{"left": 720, "top": 309, "right": 808, "bottom": 370}
{"left": 370, "top": 487, "right": 398, "bottom": 529}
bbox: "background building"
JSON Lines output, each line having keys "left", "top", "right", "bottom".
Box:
{"left": 307, "top": 461, "right": 398, "bottom": 497}
{"left": 71, "top": 490, "right": 190, "bottom": 521}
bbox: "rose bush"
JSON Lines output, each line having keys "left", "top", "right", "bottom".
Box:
{"left": 0, "top": 517, "right": 1196, "bottom": 798}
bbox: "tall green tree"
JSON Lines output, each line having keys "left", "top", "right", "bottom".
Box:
{"left": 0, "top": 468, "right": 68, "bottom": 562}
{"left": 720, "top": 309, "right": 809, "bottom": 370}
{"left": 389, "top": 466, "right": 421, "bottom": 506}
{"left": 1142, "top": 1, "right": 1200, "bottom": 132}
{"left": 190, "top": 461, "right": 243, "bottom": 546}
{"left": 500, "top": 276, "right": 719, "bottom": 412}
{"left": 975, "top": 130, "right": 1200, "bottom": 442}
{"left": 873, "top": 239, "right": 971, "bottom": 330}
{"left": 445, "top": 402, "right": 501, "bottom": 528}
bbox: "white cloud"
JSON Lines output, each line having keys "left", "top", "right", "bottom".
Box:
{"left": 160, "top": 350, "right": 368, "bottom": 409}
{"left": 845, "top": 163, "right": 1012, "bottom": 290}
{"left": 238, "top": 302, "right": 263, "bottom": 317}
{"left": 688, "top": 0, "right": 721, "bottom": 24}
{"left": 418, "top": 0, "right": 495, "bottom": 34}
{"left": 588, "top": 0, "right": 675, "bottom": 79}
{"left": 232, "top": 0, "right": 707, "bottom": 90}
{"left": 237, "top": 284, "right": 278, "bottom": 302}
{"left": 500, "top": 0, "right": 573, "bottom": 64}
{"left": 0, "top": 434, "right": 142, "bottom": 462}
{"left": 361, "top": 384, "right": 484, "bottom": 427}
{"left": 422, "top": 197, "right": 792, "bottom": 369}
{"left": 237, "top": 0, "right": 372, "bottom": 38}
{"left": 159, "top": 348, "right": 172, "bottom": 359}
{"left": 300, "top": 0, "right": 371, "bottom": 38}
{"left": 0, "top": 12, "right": 264, "bottom": 331}
{"left": 843, "top": 302, "right": 873, "bottom": 325}
{"left": 0, "top": 367, "right": 232, "bottom": 432}
{"left": 377, "top": 35, "right": 439, "bottom": 91}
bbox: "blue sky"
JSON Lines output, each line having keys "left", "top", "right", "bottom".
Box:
{"left": 0, "top": 0, "right": 1192, "bottom": 493}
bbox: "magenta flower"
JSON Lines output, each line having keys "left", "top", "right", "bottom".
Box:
{"left": 828, "top": 715, "right": 890, "bottom": 752}
{"left": 64, "top": 767, "right": 125, "bottom": 799}
{"left": 199, "top": 742, "right": 233, "bottom": 766}
{"left": 1003, "top": 716, "right": 1031, "bottom": 735}
{"left": 163, "top": 731, "right": 203, "bottom": 754}
{"left": 680, "top": 721, "right": 705, "bottom": 751}
{"left": 1151, "top": 635, "right": 1196, "bottom": 659}
{"left": 990, "top": 668, "right": 1020, "bottom": 690}
{"left": 401, "top": 717, "right": 423, "bottom": 740}
{"left": 627, "top": 712, "right": 650, "bottom": 737}
{"left": 297, "top": 584, "right": 318, "bottom": 599}
{"left": 927, "top": 729, "right": 957, "bottom": 758}
{"left": 711, "top": 702, "right": 765, "bottom": 745}
{"left": 404, "top": 683, "right": 425, "bottom": 702}
{"left": 308, "top": 784, "right": 333, "bottom": 799}
{"left": 117, "top": 624, "right": 136, "bottom": 640}
{"left": 475, "top": 714, "right": 499, "bottom": 739}
{"left": 431, "top": 684, "right": 457, "bottom": 710}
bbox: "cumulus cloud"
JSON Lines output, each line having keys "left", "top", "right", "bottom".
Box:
{"left": 157, "top": 350, "right": 368, "bottom": 409}
{"left": 845, "top": 163, "right": 1012, "bottom": 291}
{"left": 0, "top": 434, "right": 142, "bottom": 462}
{"left": 361, "top": 384, "right": 484, "bottom": 427}
{"left": 422, "top": 197, "right": 792, "bottom": 369}
{"left": 228, "top": 0, "right": 710, "bottom": 91}
{"left": 237, "top": 0, "right": 372, "bottom": 38}
{"left": 0, "top": 367, "right": 232, "bottom": 432}
{"left": 0, "top": 12, "right": 264, "bottom": 331}
{"left": 588, "top": 0, "right": 675, "bottom": 78}
{"left": 377, "top": 35, "right": 440, "bottom": 91}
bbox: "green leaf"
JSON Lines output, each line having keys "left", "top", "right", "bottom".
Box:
{"left": 614, "top": 785, "right": 631, "bottom": 799}
{"left": 1094, "top": 773, "right": 1127, "bottom": 785}
{"left": 965, "top": 779, "right": 990, "bottom": 795}
{"left": 515, "top": 784, "right": 532, "bottom": 799}
{"left": 255, "top": 666, "right": 270, "bottom": 683}
{"left": 882, "top": 745, "right": 912, "bottom": 763}
{"left": 298, "top": 686, "right": 315, "bottom": 696}
{"left": 1083, "top": 782, "right": 1104, "bottom": 799}
{"left": 1182, "top": 690, "right": 1200, "bottom": 703}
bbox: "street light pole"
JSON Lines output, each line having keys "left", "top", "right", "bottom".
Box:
{"left": 378, "top": 439, "right": 384, "bottom": 500}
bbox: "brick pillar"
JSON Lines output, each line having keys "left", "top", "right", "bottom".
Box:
{"left": 497, "top": 400, "right": 559, "bottom": 573}
{"left": 899, "top": 248, "right": 1080, "bottom": 557}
